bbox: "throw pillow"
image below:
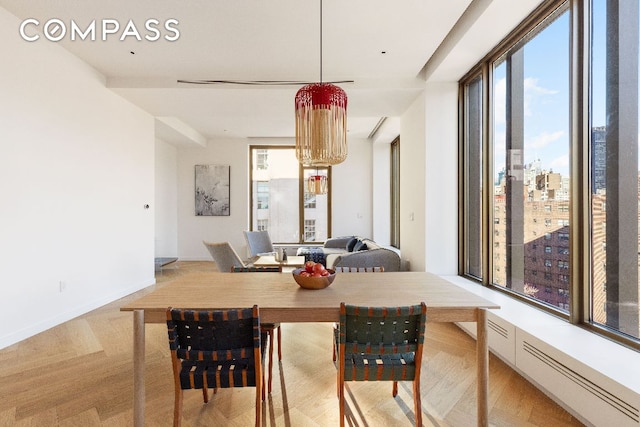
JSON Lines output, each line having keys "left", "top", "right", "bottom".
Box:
{"left": 353, "top": 239, "right": 367, "bottom": 251}
{"left": 346, "top": 237, "right": 358, "bottom": 252}
{"left": 358, "top": 242, "right": 368, "bottom": 251}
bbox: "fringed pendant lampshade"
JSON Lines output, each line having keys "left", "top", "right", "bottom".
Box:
{"left": 295, "top": 0, "right": 348, "bottom": 167}
{"left": 307, "top": 173, "right": 328, "bottom": 194}
{"left": 295, "top": 83, "right": 348, "bottom": 166}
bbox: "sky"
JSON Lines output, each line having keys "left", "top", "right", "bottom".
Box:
{"left": 493, "top": 10, "right": 570, "bottom": 178}
{"left": 492, "top": 1, "right": 622, "bottom": 181}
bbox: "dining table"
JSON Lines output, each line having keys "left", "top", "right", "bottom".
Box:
{"left": 121, "top": 270, "right": 499, "bottom": 426}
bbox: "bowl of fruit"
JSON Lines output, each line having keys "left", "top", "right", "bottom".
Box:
{"left": 292, "top": 261, "right": 336, "bottom": 290}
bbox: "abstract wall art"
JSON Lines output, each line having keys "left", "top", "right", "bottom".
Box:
{"left": 194, "top": 164, "right": 230, "bottom": 216}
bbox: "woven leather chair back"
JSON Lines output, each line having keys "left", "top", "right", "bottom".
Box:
{"left": 166, "top": 306, "right": 264, "bottom": 426}
{"left": 334, "top": 266, "right": 384, "bottom": 272}
{"left": 340, "top": 304, "right": 425, "bottom": 357}
{"left": 231, "top": 266, "right": 282, "bottom": 273}
{"left": 336, "top": 302, "right": 427, "bottom": 425}
{"left": 167, "top": 306, "right": 263, "bottom": 389}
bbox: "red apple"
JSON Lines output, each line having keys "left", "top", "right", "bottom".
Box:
{"left": 304, "top": 261, "right": 316, "bottom": 273}
{"left": 312, "top": 263, "right": 326, "bottom": 274}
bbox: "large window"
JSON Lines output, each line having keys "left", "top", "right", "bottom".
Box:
{"left": 256, "top": 181, "right": 269, "bottom": 209}
{"left": 390, "top": 137, "right": 401, "bottom": 248}
{"left": 460, "top": 0, "right": 640, "bottom": 348}
{"left": 492, "top": 5, "right": 571, "bottom": 311}
{"left": 249, "top": 146, "right": 331, "bottom": 244}
{"left": 462, "top": 74, "right": 484, "bottom": 279}
{"left": 590, "top": 0, "right": 639, "bottom": 339}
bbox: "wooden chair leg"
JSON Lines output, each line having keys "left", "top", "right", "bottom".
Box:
{"left": 392, "top": 381, "right": 398, "bottom": 397}
{"left": 332, "top": 323, "right": 338, "bottom": 361}
{"left": 336, "top": 358, "right": 340, "bottom": 397}
{"left": 173, "top": 389, "right": 183, "bottom": 427}
{"left": 261, "top": 334, "right": 266, "bottom": 401}
{"left": 262, "top": 366, "right": 266, "bottom": 401}
{"left": 202, "top": 374, "right": 209, "bottom": 403}
{"left": 268, "top": 329, "right": 274, "bottom": 394}
{"left": 260, "top": 325, "right": 275, "bottom": 398}
{"left": 413, "top": 379, "right": 422, "bottom": 427}
{"left": 338, "top": 342, "right": 346, "bottom": 427}
{"left": 338, "top": 376, "right": 345, "bottom": 427}
{"left": 256, "top": 378, "right": 262, "bottom": 427}
{"left": 277, "top": 326, "right": 282, "bottom": 360}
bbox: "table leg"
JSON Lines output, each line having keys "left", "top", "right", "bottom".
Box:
{"left": 476, "top": 308, "right": 489, "bottom": 427}
{"left": 134, "top": 310, "right": 145, "bottom": 427}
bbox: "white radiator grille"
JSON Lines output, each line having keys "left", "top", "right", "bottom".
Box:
{"left": 488, "top": 318, "right": 508, "bottom": 339}
{"left": 522, "top": 340, "right": 639, "bottom": 423}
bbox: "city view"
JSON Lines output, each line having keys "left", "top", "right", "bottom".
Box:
{"left": 489, "top": 3, "right": 639, "bottom": 338}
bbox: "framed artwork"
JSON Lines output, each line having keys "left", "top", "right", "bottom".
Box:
{"left": 195, "top": 164, "right": 230, "bottom": 216}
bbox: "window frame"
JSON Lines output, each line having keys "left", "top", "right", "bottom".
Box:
{"left": 390, "top": 136, "right": 401, "bottom": 249}
{"left": 458, "top": 0, "right": 639, "bottom": 350}
{"left": 248, "top": 145, "right": 332, "bottom": 245}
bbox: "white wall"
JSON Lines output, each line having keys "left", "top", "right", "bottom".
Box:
{"left": 372, "top": 141, "right": 391, "bottom": 245}
{"left": 397, "top": 84, "right": 459, "bottom": 274}
{"left": 400, "top": 92, "right": 427, "bottom": 271}
{"left": 155, "top": 139, "right": 178, "bottom": 257}
{"left": 174, "top": 137, "right": 372, "bottom": 260}
{"left": 0, "top": 8, "right": 155, "bottom": 349}
{"left": 424, "top": 83, "right": 459, "bottom": 275}
{"left": 177, "top": 138, "right": 250, "bottom": 260}
{"left": 331, "top": 137, "right": 373, "bottom": 238}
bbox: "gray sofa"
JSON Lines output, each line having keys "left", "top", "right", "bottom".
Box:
{"left": 297, "top": 236, "right": 402, "bottom": 272}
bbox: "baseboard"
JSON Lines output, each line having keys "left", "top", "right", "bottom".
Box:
{"left": 0, "top": 278, "right": 155, "bottom": 350}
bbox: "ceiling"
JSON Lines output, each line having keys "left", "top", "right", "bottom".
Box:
{"left": 1, "top": 0, "right": 510, "bottom": 146}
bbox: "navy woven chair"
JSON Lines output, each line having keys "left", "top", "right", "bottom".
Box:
{"left": 231, "top": 266, "right": 282, "bottom": 273}
{"left": 166, "top": 306, "right": 265, "bottom": 427}
{"left": 337, "top": 302, "right": 427, "bottom": 427}
{"left": 230, "top": 265, "right": 282, "bottom": 396}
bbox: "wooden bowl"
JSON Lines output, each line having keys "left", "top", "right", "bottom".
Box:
{"left": 292, "top": 268, "right": 336, "bottom": 290}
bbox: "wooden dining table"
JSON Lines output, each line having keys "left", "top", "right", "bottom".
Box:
{"left": 121, "top": 271, "right": 499, "bottom": 426}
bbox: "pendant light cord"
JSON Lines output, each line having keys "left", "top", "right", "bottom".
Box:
{"left": 320, "top": 0, "right": 323, "bottom": 84}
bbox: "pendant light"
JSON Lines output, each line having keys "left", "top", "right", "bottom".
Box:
{"left": 307, "top": 170, "right": 328, "bottom": 195}
{"left": 295, "top": 0, "right": 348, "bottom": 167}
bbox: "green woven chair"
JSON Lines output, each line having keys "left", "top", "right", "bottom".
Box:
{"left": 337, "top": 302, "right": 427, "bottom": 427}
{"left": 230, "top": 265, "right": 283, "bottom": 397}
{"left": 166, "top": 306, "right": 265, "bottom": 427}
{"left": 331, "top": 266, "right": 385, "bottom": 362}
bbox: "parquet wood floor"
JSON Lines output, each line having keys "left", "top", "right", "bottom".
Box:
{"left": 0, "top": 262, "right": 585, "bottom": 426}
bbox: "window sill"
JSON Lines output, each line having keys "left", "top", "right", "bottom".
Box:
{"left": 441, "top": 274, "right": 640, "bottom": 426}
